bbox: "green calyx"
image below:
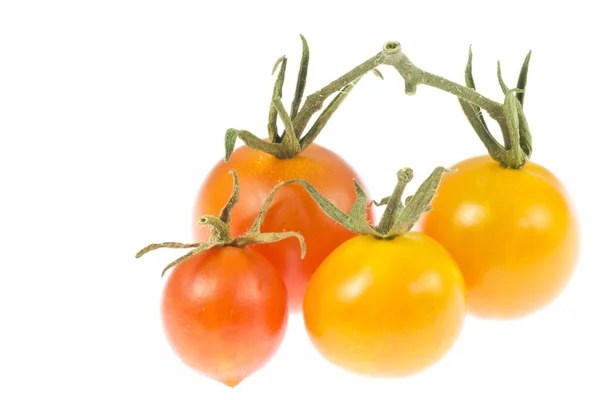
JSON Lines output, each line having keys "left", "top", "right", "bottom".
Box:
{"left": 384, "top": 42, "right": 534, "bottom": 169}
{"left": 460, "top": 47, "right": 532, "bottom": 169}
{"left": 379, "top": 41, "right": 533, "bottom": 169}
{"left": 135, "top": 171, "right": 306, "bottom": 276}
{"left": 279, "top": 166, "right": 448, "bottom": 240}
{"left": 224, "top": 34, "right": 382, "bottom": 162}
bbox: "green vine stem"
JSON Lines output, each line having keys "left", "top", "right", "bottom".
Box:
{"left": 380, "top": 41, "right": 533, "bottom": 169}
{"left": 226, "top": 38, "right": 534, "bottom": 169}
{"left": 278, "top": 167, "right": 449, "bottom": 240}
{"left": 135, "top": 171, "right": 306, "bottom": 276}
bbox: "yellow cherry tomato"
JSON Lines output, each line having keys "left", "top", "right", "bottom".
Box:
{"left": 420, "top": 155, "right": 580, "bottom": 319}
{"left": 302, "top": 233, "right": 466, "bottom": 377}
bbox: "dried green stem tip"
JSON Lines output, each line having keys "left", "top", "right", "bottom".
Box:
{"left": 383, "top": 41, "right": 401, "bottom": 54}
{"left": 135, "top": 171, "right": 306, "bottom": 276}
{"left": 282, "top": 166, "right": 449, "bottom": 240}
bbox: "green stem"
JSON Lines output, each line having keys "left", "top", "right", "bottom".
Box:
{"left": 226, "top": 39, "right": 532, "bottom": 169}
{"left": 458, "top": 99, "right": 506, "bottom": 162}
{"left": 291, "top": 53, "right": 384, "bottom": 136}
{"left": 501, "top": 90, "right": 528, "bottom": 169}
{"left": 218, "top": 171, "right": 240, "bottom": 225}
{"left": 273, "top": 98, "right": 301, "bottom": 157}
{"left": 300, "top": 77, "right": 362, "bottom": 150}
{"left": 387, "top": 167, "right": 448, "bottom": 236}
{"left": 376, "top": 168, "right": 413, "bottom": 235}
{"left": 379, "top": 41, "right": 532, "bottom": 169}
{"left": 380, "top": 42, "right": 503, "bottom": 119}
{"left": 198, "top": 215, "right": 232, "bottom": 243}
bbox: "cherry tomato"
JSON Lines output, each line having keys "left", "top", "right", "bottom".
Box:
{"left": 420, "top": 155, "right": 580, "bottom": 319}
{"left": 161, "top": 246, "right": 288, "bottom": 387}
{"left": 303, "top": 233, "right": 466, "bottom": 377}
{"left": 193, "top": 143, "right": 375, "bottom": 312}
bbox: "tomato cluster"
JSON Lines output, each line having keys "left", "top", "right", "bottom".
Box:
{"left": 137, "top": 38, "right": 580, "bottom": 387}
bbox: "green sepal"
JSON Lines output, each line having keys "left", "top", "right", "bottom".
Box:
{"left": 300, "top": 77, "right": 361, "bottom": 150}
{"left": 290, "top": 34, "right": 310, "bottom": 122}
{"left": 464, "top": 46, "right": 489, "bottom": 132}
{"left": 516, "top": 50, "right": 532, "bottom": 106}
{"left": 386, "top": 167, "right": 448, "bottom": 237}
{"left": 268, "top": 56, "right": 287, "bottom": 142}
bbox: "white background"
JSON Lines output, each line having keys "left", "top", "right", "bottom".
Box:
{"left": 1, "top": 1, "right": 598, "bottom": 399}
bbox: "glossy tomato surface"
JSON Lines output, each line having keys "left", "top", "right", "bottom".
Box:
{"left": 161, "top": 246, "right": 288, "bottom": 387}
{"left": 193, "top": 143, "right": 374, "bottom": 312}
{"left": 420, "top": 155, "right": 580, "bottom": 319}
{"left": 303, "top": 233, "right": 466, "bottom": 377}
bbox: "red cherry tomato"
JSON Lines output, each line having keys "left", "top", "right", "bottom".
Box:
{"left": 161, "top": 246, "right": 288, "bottom": 387}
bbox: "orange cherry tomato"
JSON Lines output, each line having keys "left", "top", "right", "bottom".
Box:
{"left": 420, "top": 155, "right": 580, "bottom": 319}
{"left": 303, "top": 233, "right": 466, "bottom": 377}
{"left": 161, "top": 246, "right": 288, "bottom": 387}
{"left": 193, "top": 143, "right": 375, "bottom": 312}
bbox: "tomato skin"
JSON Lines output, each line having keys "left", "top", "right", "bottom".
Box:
{"left": 303, "top": 233, "right": 466, "bottom": 377}
{"left": 193, "top": 143, "right": 375, "bottom": 312}
{"left": 161, "top": 246, "right": 288, "bottom": 387}
{"left": 420, "top": 155, "right": 580, "bottom": 319}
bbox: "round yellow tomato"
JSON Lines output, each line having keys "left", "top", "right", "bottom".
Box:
{"left": 420, "top": 155, "right": 580, "bottom": 319}
{"left": 302, "top": 233, "right": 466, "bottom": 377}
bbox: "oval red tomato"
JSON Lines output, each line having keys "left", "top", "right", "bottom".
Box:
{"left": 161, "top": 245, "right": 288, "bottom": 387}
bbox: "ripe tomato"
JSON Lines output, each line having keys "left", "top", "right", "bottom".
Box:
{"left": 420, "top": 155, "right": 580, "bottom": 319}
{"left": 161, "top": 245, "right": 288, "bottom": 387}
{"left": 193, "top": 143, "right": 374, "bottom": 312}
{"left": 303, "top": 233, "right": 466, "bottom": 377}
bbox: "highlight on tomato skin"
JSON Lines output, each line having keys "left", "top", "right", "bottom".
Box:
{"left": 193, "top": 143, "right": 375, "bottom": 313}
{"left": 420, "top": 155, "right": 580, "bottom": 319}
{"left": 302, "top": 233, "right": 467, "bottom": 378}
{"left": 161, "top": 246, "right": 289, "bottom": 388}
